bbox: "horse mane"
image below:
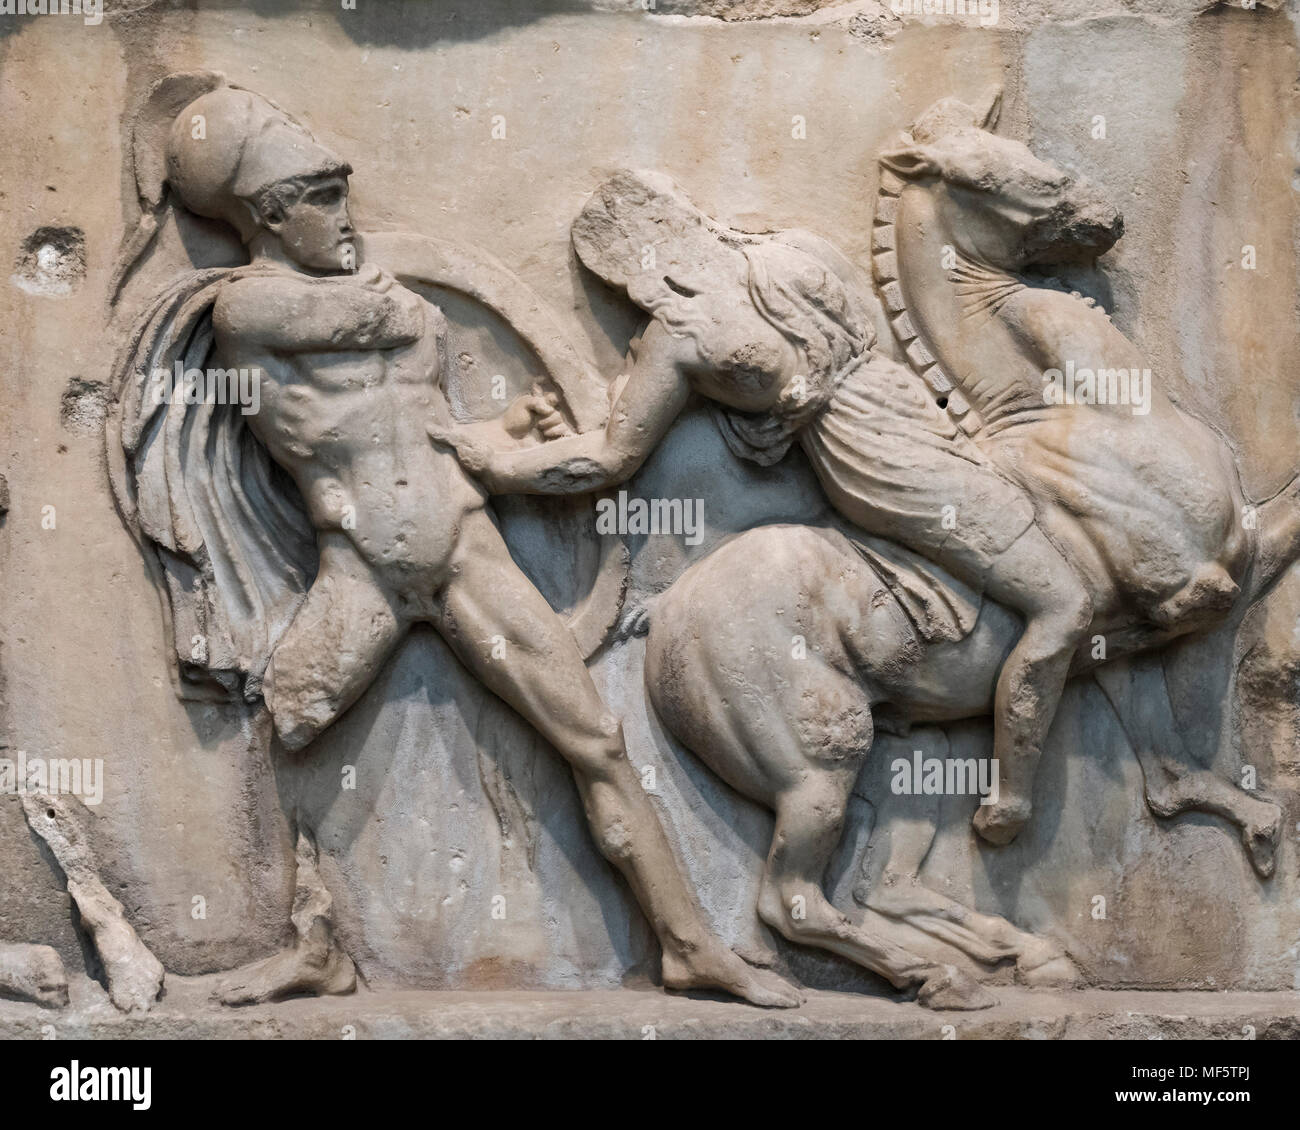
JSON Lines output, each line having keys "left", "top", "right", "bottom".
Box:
{"left": 871, "top": 161, "right": 981, "bottom": 434}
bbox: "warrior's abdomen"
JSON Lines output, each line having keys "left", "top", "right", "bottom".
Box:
{"left": 248, "top": 340, "right": 484, "bottom": 593}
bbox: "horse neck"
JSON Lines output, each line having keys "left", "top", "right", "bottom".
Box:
{"left": 872, "top": 172, "right": 1035, "bottom": 427}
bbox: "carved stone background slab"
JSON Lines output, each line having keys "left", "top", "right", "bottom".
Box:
{"left": 1, "top": 0, "right": 1299, "bottom": 1035}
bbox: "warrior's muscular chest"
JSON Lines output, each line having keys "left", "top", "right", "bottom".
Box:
{"left": 213, "top": 268, "right": 482, "bottom": 584}
{"left": 212, "top": 269, "right": 448, "bottom": 469}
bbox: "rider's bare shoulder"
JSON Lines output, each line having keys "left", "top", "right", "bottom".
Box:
{"left": 635, "top": 315, "right": 706, "bottom": 373}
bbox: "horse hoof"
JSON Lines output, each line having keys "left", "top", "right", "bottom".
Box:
{"left": 1017, "top": 955, "right": 1080, "bottom": 987}
{"left": 1243, "top": 804, "right": 1282, "bottom": 879}
{"left": 917, "top": 966, "right": 996, "bottom": 1011}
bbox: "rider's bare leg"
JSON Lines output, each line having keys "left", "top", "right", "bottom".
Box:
{"left": 434, "top": 509, "right": 801, "bottom": 1007}
{"left": 974, "top": 526, "right": 1092, "bottom": 845}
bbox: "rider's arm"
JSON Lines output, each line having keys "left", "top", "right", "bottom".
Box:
{"left": 214, "top": 273, "right": 422, "bottom": 353}
{"left": 468, "top": 319, "right": 695, "bottom": 496}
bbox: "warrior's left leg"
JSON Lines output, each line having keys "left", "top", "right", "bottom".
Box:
{"left": 220, "top": 537, "right": 406, "bottom": 1005}
{"left": 215, "top": 826, "right": 357, "bottom": 1006}
{"left": 263, "top": 534, "right": 408, "bottom": 751}
{"left": 433, "top": 508, "right": 800, "bottom": 1008}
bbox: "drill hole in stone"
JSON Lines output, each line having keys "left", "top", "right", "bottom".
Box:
{"left": 12, "top": 226, "right": 86, "bottom": 296}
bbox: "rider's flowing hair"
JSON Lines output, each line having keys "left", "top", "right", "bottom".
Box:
{"left": 706, "top": 232, "right": 878, "bottom": 466}
{"left": 639, "top": 232, "right": 875, "bottom": 390}
{"left": 742, "top": 233, "right": 875, "bottom": 399}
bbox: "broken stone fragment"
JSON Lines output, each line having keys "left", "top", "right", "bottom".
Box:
{"left": 20, "top": 794, "right": 165, "bottom": 1013}
{"left": 0, "top": 942, "right": 69, "bottom": 1009}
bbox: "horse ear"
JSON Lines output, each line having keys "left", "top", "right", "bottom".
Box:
{"left": 878, "top": 146, "right": 940, "bottom": 181}
{"left": 978, "top": 87, "right": 1003, "bottom": 132}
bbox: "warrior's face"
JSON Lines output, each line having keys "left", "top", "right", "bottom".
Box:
{"left": 260, "top": 175, "right": 356, "bottom": 272}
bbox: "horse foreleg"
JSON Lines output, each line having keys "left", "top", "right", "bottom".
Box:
{"left": 859, "top": 872, "right": 1077, "bottom": 985}
{"left": 1093, "top": 657, "right": 1281, "bottom": 878}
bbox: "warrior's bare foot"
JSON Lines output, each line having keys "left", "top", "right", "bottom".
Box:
{"left": 217, "top": 828, "right": 356, "bottom": 1005}
{"left": 661, "top": 940, "right": 802, "bottom": 1008}
{"left": 973, "top": 795, "right": 1032, "bottom": 845}
{"left": 216, "top": 940, "right": 355, "bottom": 1006}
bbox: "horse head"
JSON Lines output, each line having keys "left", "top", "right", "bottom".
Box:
{"left": 880, "top": 91, "right": 1123, "bottom": 270}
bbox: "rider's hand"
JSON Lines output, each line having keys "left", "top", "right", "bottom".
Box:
{"left": 503, "top": 391, "right": 571, "bottom": 441}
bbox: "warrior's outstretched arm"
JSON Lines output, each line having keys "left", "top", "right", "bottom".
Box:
{"left": 431, "top": 319, "right": 694, "bottom": 496}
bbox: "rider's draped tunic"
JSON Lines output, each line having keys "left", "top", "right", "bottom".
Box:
{"left": 708, "top": 239, "right": 1035, "bottom": 643}
{"left": 713, "top": 347, "right": 1035, "bottom": 642}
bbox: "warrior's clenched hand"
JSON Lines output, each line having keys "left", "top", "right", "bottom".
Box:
{"left": 356, "top": 262, "right": 396, "bottom": 294}
{"left": 502, "top": 391, "right": 571, "bottom": 440}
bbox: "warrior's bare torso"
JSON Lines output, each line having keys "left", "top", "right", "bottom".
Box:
{"left": 213, "top": 267, "right": 485, "bottom": 600}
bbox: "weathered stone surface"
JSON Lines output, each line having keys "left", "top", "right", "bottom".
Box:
{"left": 20, "top": 796, "right": 164, "bottom": 1014}
{"left": 0, "top": 942, "right": 68, "bottom": 1009}
{"left": 1, "top": 0, "right": 1298, "bottom": 1037}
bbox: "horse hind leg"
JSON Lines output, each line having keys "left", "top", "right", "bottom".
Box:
{"left": 851, "top": 729, "right": 1077, "bottom": 986}
{"left": 756, "top": 773, "right": 995, "bottom": 1011}
{"left": 1093, "top": 657, "right": 1281, "bottom": 878}
{"left": 1248, "top": 471, "right": 1300, "bottom": 601}
{"left": 859, "top": 871, "right": 1077, "bottom": 986}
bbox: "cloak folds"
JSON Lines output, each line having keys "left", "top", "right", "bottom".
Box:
{"left": 109, "top": 265, "right": 317, "bottom": 701}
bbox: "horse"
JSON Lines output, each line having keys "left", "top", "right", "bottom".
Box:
{"left": 629, "top": 97, "right": 1299, "bottom": 1007}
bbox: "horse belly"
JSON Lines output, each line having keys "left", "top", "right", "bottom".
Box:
{"left": 876, "top": 600, "right": 1016, "bottom": 728}
{"left": 645, "top": 526, "right": 883, "bottom": 802}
